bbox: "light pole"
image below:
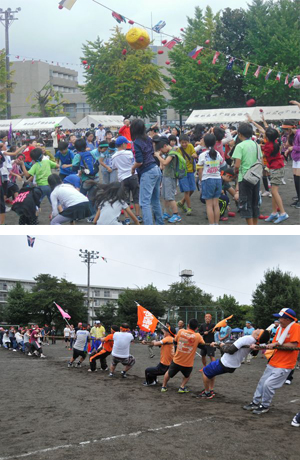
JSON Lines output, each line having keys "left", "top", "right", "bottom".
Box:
{"left": 0, "top": 7, "right": 21, "bottom": 119}
{"left": 79, "top": 249, "right": 99, "bottom": 325}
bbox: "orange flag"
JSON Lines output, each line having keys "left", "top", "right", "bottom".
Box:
{"left": 137, "top": 303, "right": 158, "bottom": 333}
{"left": 213, "top": 315, "right": 233, "bottom": 331}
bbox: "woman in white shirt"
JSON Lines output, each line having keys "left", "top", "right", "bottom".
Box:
{"left": 48, "top": 174, "right": 93, "bottom": 225}
{"left": 198, "top": 134, "right": 227, "bottom": 225}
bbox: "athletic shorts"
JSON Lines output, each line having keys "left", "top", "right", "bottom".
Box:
{"left": 73, "top": 348, "right": 86, "bottom": 360}
{"left": 65, "top": 337, "right": 70, "bottom": 343}
{"left": 162, "top": 176, "right": 177, "bottom": 201}
{"left": 202, "top": 359, "right": 236, "bottom": 379}
{"left": 201, "top": 178, "right": 222, "bottom": 200}
{"left": 238, "top": 179, "right": 260, "bottom": 219}
{"left": 111, "top": 355, "right": 135, "bottom": 367}
{"left": 168, "top": 361, "right": 193, "bottom": 378}
{"left": 179, "top": 172, "right": 196, "bottom": 193}
{"left": 270, "top": 168, "right": 284, "bottom": 186}
{"left": 293, "top": 160, "right": 300, "bottom": 169}
{"left": 200, "top": 345, "right": 216, "bottom": 358}
{"left": 122, "top": 175, "right": 140, "bottom": 204}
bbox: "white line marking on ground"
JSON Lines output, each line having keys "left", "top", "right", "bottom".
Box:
{"left": 290, "top": 399, "right": 300, "bottom": 403}
{"left": 0, "top": 417, "right": 212, "bottom": 460}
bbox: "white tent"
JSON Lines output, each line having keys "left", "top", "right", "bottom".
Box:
{"left": 12, "top": 116, "right": 75, "bottom": 131}
{"left": 186, "top": 105, "right": 300, "bottom": 125}
{"left": 76, "top": 115, "right": 124, "bottom": 129}
{"left": 0, "top": 119, "right": 22, "bottom": 130}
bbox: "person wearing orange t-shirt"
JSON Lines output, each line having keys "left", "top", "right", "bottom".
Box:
{"left": 142, "top": 326, "right": 176, "bottom": 386}
{"left": 89, "top": 325, "right": 119, "bottom": 372}
{"left": 161, "top": 318, "right": 205, "bottom": 393}
{"left": 244, "top": 308, "right": 300, "bottom": 415}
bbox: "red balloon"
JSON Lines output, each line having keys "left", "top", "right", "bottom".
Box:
{"left": 197, "top": 60, "right": 202, "bottom": 65}
{"left": 158, "top": 50, "right": 164, "bottom": 55}
{"left": 128, "top": 20, "right": 135, "bottom": 25}
{"left": 259, "top": 109, "right": 264, "bottom": 113}
{"left": 122, "top": 49, "right": 127, "bottom": 55}
{"left": 246, "top": 98, "right": 256, "bottom": 107}
{"left": 180, "top": 28, "right": 184, "bottom": 31}
{"left": 162, "top": 40, "right": 167, "bottom": 45}
{"left": 165, "top": 61, "right": 170, "bottom": 65}
{"left": 228, "top": 212, "right": 236, "bottom": 218}
{"left": 171, "top": 79, "right": 176, "bottom": 84}
{"left": 205, "top": 39, "right": 210, "bottom": 44}
{"left": 58, "top": 5, "right": 63, "bottom": 9}
{"left": 140, "top": 106, "right": 143, "bottom": 110}
{"left": 82, "top": 60, "right": 87, "bottom": 65}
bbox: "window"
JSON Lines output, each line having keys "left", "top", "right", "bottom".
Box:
{"left": 0, "top": 293, "right": 7, "bottom": 300}
{"left": 104, "top": 290, "right": 111, "bottom": 298}
{"left": 0, "top": 283, "right": 7, "bottom": 290}
{"left": 94, "top": 290, "right": 100, "bottom": 297}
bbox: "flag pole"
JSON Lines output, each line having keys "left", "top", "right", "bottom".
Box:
{"left": 53, "top": 302, "right": 72, "bottom": 328}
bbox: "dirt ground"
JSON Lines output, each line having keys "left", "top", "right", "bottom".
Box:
{"left": 0, "top": 342, "right": 299, "bottom": 460}
{"left": 4, "top": 160, "right": 300, "bottom": 226}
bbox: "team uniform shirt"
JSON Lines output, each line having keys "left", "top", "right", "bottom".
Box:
{"left": 97, "top": 200, "right": 128, "bottom": 225}
{"left": 243, "top": 326, "right": 255, "bottom": 336}
{"left": 50, "top": 184, "right": 89, "bottom": 217}
{"left": 112, "top": 331, "right": 134, "bottom": 358}
{"left": 232, "top": 140, "right": 262, "bottom": 182}
{"left": 159, "top": 336, "right": 175, "bottom": 366}
{"left": 90, "top": 325, "right": 106, "bottom": 339}
{"left": 28, "top": 160, "right": 57, "bottom": 186}
{"left": 102, "top": 333, "right": 114, "bottom": 353}
{"left": 55, "top": 149, "right": 74, "bottom": 176}
{"left": 111, "top": 150, "right": 135, "bottom": 182}
{"left": 173, "top": 328, "right": 205, "bottom": 367}
{"left": 220, "top": 325, "right": 231, "bottom": 340}
{"left": 74, "top": 330, "right": 90, "bottom": 352}
{"left": 269, "top": 323, "right": 300, "bottom": 369}
{"left": 221, "top": 336, "right": 256, "bottom": 368}
{"left": 198, "top": 150, "right": 227, "bottom": 180}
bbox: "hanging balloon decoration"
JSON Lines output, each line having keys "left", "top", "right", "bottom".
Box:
{"left": 126, "top": 28, "right": 150, "bottom": 50}
{"left": 246, "top": 98, "right": 256, "bottom": 107}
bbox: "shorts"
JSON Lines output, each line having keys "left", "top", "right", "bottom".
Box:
{"left": 270, "top": 168, "right": 284, "bottom": 186}
{"left": 292, "top": 160, "right": 300, "bottom": 169}
{"left": 201, "top": 178, "right": 222, "bottom": 200}
{"left": 65, "top": 337, "right": 70, "bottom": 343}
{"left": 111, "top": 355, "right": 135, "bottom": 367}
{"left": 179, "top": 172, "right": 196, "bottom": 193}
{"left": 73, "top": 348, "right": 87, "bottom": 360}
{"left": 202, "top": 359, "right": 236, "bottom": 379}
{"left": 200, "top": 346, "right": 216, "bottom": 358}
{"left": 238, "top": 179, "right": 260, "bottom": 219}
{"left": 122, "top": 175, "right": 140, "bottom": 204}
{"left": 162, "top": 176, "right": 177, "bottom": 201}
{"left": 168, "top": 361, "right": 193, "bottom": 379}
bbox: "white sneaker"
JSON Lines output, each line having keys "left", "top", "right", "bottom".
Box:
{"left": 88, "top": 369, "right": 97, "bottom": 372}
{"left": 285, "top": 379, "right": 292, "bottom": 385}
{"left": 291, "top": 416, "right": 300, "bottom": 427}
{"left": 28, "top": 352, "right": 32, "bottom": 356}
{"left": 261, "top": 191, "right": 270, "bottom": 197}
{"left": 40, "top": 354, "right": 46, "bottom": 358}
{"left": 5, "top": 206, "right": 11, "bottom": 212}
{"left": 12, "top": 349, "right": 17, "bottom": 352}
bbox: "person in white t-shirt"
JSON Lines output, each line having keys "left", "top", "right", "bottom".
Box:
{"left": 109, "top": 323, "right": 135, "bottom": 378}
{"left": 68, "top": 324, "right": 90, "bottom": 368}
{"left": 64, "top": 325, "right": 71, "bottom": 348}
{"left": 95, "top": 124, "right": 106, "bottom": 143}
{"left": 198, "top": 134, "right": 227, "bottom": 225}
{"left": 200, "top": 329, "right": 270, "bottom": 399}
{"left": 51, "top": 126, "right": 59, "bottom": 152}
{"left": 111, "top": 136, "right": 142, "bottom": 224}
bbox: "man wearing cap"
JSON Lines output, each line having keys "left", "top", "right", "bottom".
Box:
{"left": 244, "top": 308, "right": 300, "bottom": 414}
{"left": 112, "top": 136, "right": 142, "bottom": 224}
{"left": 90, "top": 321, "right": 106, "bottom": 353}
{"left": 96, "top": 124, "right": 106, "bottom": 143}
{"left": 142, "top": 326, "right": 176, "bottom": 386}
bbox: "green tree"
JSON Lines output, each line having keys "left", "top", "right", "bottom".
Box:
{"left": 27, "top": 81, "right": 68, "bottom": 117}
{"left": 82, "top": 28, "right": 166, "bottom": 118}
{"left": 4, "top": 282, "right": 32, "bottom": 325}
{"left": 252, "top": 268, "right": 300, "bottom": 328}
{"left": 95, "top": 301, "right": 119, "bottom": 330}
{"left": 117, "top": 284, "right": 166, "bottom": 329}
{"left": 29, "top": 274, "right": 87, "bottom": 327}
{"left": 216, "top": 294, "right": 254, "bottom": 328}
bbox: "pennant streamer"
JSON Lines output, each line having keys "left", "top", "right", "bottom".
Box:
{"left": 27, "top": 236, "right": 35, "bottom": 248}
{"left": 59, "top": 0, "right": 78, "bottom": 10}
{"left": 164, "top": 38, "right": 181, "bottom": 49}
{"left": 285, "top": 74, "right": 289, "bottom": 85}
{"left": 152, "top": 21, "right": 166, "bottom": 33}
{"left": 212, "top": 51, "right": 220, "bottom": 65}
{"left": 243, "top": 62, "right": 250, "bottom": 76}
{"left": 226, "top": 57, "right": 235, "bottom": 70}
{"left": 254, "top": 66, "right": 262, "bottom": 78}
{"left": 276, "top": 72, "right": 281, "bottom": 82}
{"left": 188, "top": 46, "right": 204, "bottom": 60}
{"left": 112, "top": 12, "right": 126, "bottom": 24}
{"left": 265, "top": 69, "right": 273, "bottom": 80}
{"left": 213, "top": 315, "right": 233, "bottom": 332}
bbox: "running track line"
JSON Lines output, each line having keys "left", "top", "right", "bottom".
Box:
{"left": 0, "top": 417, "right": 212, "bottom": 460}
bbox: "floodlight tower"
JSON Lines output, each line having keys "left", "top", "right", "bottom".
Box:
{"left": 79, "top": 250, "right": 99, "bottom": 325}
{"left": 0, "top": 7, "right": 21, "bottom": 119}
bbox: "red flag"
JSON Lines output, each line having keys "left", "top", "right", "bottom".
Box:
{"left": 164, "top": 38, "right": 181, "bottom": 50}
{"left": 137, "top": 303, "right": 158, "bottom": 333}
{"left": 212, "top": 51, "right": 220, "bottom": 64}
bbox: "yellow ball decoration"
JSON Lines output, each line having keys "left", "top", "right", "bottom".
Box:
{"left": 126, "top": 27, "right": 150, "bottom": 50}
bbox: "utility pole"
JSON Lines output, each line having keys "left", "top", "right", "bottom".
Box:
{"left": 79, "top": 250, "right": 99, "bottom": 325}
{"left": 0, "top": 7, "right": 21, "bottom": 119}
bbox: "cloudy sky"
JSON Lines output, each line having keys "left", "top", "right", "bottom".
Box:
{"left": 1, "top": 0, "right": 259, "bottom": 83}
{"left": 0, "top": 235, "right": 299, "bottom": 305}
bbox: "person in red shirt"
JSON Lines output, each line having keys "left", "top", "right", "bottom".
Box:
{"left": 119, "top": 119, "right": 132, "bottom": 150}
{"left": 263, "top": 128, "right": 288, "bottom": 224}
{"left": 23, "top": 140, "right": 37, "bottom": 170}
{"left": 161, "top": 318, "right": 204, "bottom": 393}
{"left": 89, "top": 325, "right": 119, "bottom": 372}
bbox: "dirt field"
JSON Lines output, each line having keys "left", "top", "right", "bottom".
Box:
{"left": 4, "top": 160, "right": 300, "bottom": 226}
{"left": 0, "top": 342, "right": 299, "bottom": 460}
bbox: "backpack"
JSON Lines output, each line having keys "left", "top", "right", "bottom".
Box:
{"left": 243, "top": 143, "right": 263, "bottom": 186}
{"left": 80, "top": 151, "right": 99, "bottom": 177}
{"left": 171, "top": 150, "right": 187, "bottom": 179}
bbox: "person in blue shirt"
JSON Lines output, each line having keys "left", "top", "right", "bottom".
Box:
{"left": 242, "top": 321, "right": 255, "bottom": 364}
{"left": 68, "top": 134, "right": 77, "bottom": 153}
{"left": 99, "top": 141, "right": 118, "bottom": 184}
{"left": 55, "top": 141, "right": 75, "bottom": 180}
{"left": 219, "top": 322, "right": 232, "bottom": 343}
{"left": 270, "top": 320, "right": 279, "bottom": 341}
{"left": 85, "top": 131, "right": 96, "bottom": 151}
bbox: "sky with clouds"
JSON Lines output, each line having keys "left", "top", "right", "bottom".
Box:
{"left": 1, "top": 0, "right": 259, "bottom": 82}
{"left": 0, "top": 235, "right": 299, "bottom": 306}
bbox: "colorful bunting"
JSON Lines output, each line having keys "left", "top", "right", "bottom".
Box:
{"left": 112, "top": 12, "right": 126, "bottom": 24}
{"left": 27, "top": 236, "right": 35, "bottom": 248}
{"left": 243, "top": 62, "right": 250, "bottom": 76}
{"left": 254, "top": 66, "right": 262, "bottom": 78}
{"left": 188, "top": 46, "right": 203, "bottom": 60}
{"left": 212, "top": 51, "right": 220, "bottom": 64}
{"left": 226, "top": 57, "right": 235, "bottom": 70}
{"left": 265, "top": 69, "right": 273, "bottom": 80}
{"left": 101, "top": 257, "right": 108, "bottom": 263}
{"left": 164, "top": 38, "right": 181, "bottom": 50}
{"left": 276, "top": 72, "right": 281, "bottom": 82}
{"left": 59, "top": 0, "right": 78, "bottom": 10}
{"left": 285, "top": 74, "right": 289, "bottom": 85}
{"left": 152, "top": 21, "right": 166, "bottom": 33}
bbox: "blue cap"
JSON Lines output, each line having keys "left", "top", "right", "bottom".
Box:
{"left": 273, "top": 308, "right": 297, "bottom": 321}
{"left": 115, "top": 136, "right": 131, "bottom": 146}
{"left": 63, "top": 175, "right": 81, "bottom": 189}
